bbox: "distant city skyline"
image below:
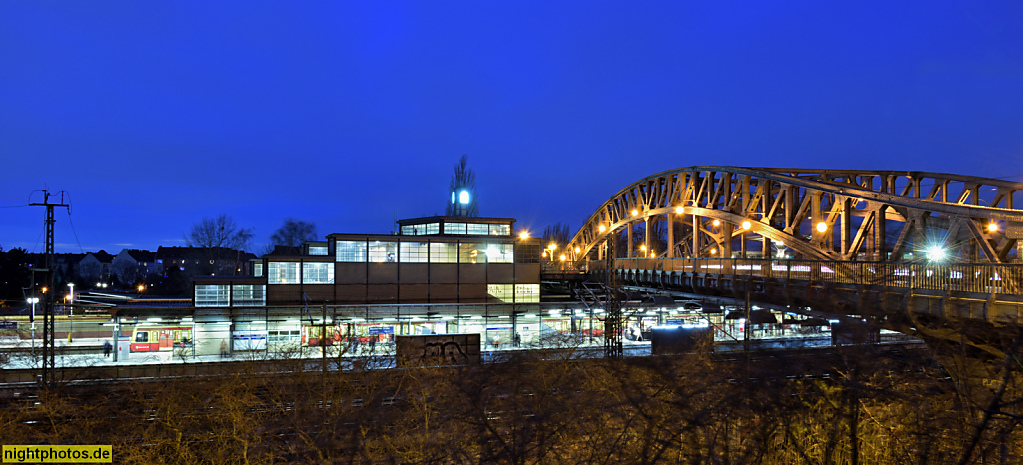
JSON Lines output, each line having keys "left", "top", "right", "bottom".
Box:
{"left": 3, "top": 2, "right": 1023, "bottom": 253}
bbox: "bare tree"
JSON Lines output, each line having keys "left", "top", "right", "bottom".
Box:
{"left": 184, "top": 214, "right": 254, "bottom": 276}
{"left": 446, "top": 155, "right": 479, "bottom": 217}
{"left": 541, "top": 223, "right": 571, "bottom": 250}
{"left": 111, "top": 260, "right": 145, "bottom": 287}
{"left": 269, "top": 218, "right": 318, "bottom": 248}
{"left": 185, "top": 214, "right": 253, "bottom": 251}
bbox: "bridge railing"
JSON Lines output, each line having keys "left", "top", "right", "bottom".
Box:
{"left": 596, "top": 258, "right": 1023, "bottom": 295}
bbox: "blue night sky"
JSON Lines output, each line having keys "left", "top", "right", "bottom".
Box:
{"left": 3, "top": 2, "right": 1023, "bottom": 254}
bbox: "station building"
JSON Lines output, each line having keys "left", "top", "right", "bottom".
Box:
{"left": 118, "top": 216, "right": 552, "bottom": 357}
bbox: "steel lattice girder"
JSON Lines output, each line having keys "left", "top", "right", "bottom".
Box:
{"left": 568, "top": 167, "right": 1023, "bottom": 264}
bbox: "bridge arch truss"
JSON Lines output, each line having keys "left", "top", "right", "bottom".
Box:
{"left": 568, "top": 167, "right": 1023, "bottom": 265}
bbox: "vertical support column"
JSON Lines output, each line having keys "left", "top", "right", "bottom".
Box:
{"left": 811, "top": 191, "right": 823, "bottom": 249}
{"left": 784, "top": 185, "right": 795, "bottom": 232}
{"left": 763, "top": 237, "right": 772, "bottom": 260}
{"left": 644, "top": 217, "right": 651, "bottom": 257}
{"left": 875, "top": 205, "right": 887, "bottom": 261}
{"left": 840, "top": 198, "right": 851, "bottom": 256}
{"left": 627, "top": 224, "right": 633, "bottom": 258}
{"left": 667, "top": 212, "right": 675, "bottom": 258}
{"left": 692, "top": 214, "right": 700, "bottom": 258}
{"left": 112, "top": 316, "right": 120, "bottom": 362}
{"left": 722, "top": 224, "right": 733, "bottom": 259}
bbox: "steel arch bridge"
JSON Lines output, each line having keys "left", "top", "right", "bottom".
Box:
{"left": 567, "top": 167, "right": 1023, "bottom": 264}
{"left": 561, "top": 166, "right": 1023, "bottom": 359}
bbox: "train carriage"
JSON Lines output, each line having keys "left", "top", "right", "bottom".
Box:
{"left": 130, "top": 326, "right": 193, "bottom": 352}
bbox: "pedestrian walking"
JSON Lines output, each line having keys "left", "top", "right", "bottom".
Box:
{"left": 220, "top": 340, "right": 229, "bottom": 358}
{"left": 103, "top": 341, "right": 112, "bottom": 357}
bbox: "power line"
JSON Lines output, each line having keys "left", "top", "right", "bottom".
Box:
{"left": 62, "top": 192, "right": 85, "bottom": 254}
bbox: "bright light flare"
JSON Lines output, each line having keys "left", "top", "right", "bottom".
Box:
{"left": 816, "top": 222, "right": 828, "bottom": 233}
{"left": 519, "top": 231, "right": 529, "bottom": 239}
{"left": 675, "top": 206, "right": 684, "bottom": 214}
{"left": 987, "top": 222, "right": 999, "bottom": 233}
{"left": 631, "top": 209, "right": 639, "bottom": 216}
{"left": 598, "top": 224, "right": 606, "bottom": 233}
{"left": 926, "top": 246, "right": 946, "bottom": 261}
{"left": 741, "top": 220, "right": 752, "bottom": 230}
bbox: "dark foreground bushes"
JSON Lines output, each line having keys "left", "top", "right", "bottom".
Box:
{"left": 3, "top": 344, "right": 1022, "bottom": 464}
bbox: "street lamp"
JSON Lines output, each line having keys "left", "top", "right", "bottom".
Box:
{"left": 67, "top": 282, "right": 74, "bottom": 343}
{"left": 27, "top": 296, "right": 39, "bottom": 356}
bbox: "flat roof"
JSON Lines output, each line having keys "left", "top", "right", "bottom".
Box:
{"left": 396, "top": 216, "right": 516, "bottom": 225}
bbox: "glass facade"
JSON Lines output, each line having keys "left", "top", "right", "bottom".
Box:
{"left": 335, "top": 238, "right": 532, "bottom": 264}
{"left": 399, "top": 242, "right": 429, "bottom": 263}
{"left": 444, "top": 222, "right": 467, "bottom": 235}
{"left": 429, "top": 242, "right": 458, "bottom": 263}
{"left": 401, "top": 223, "right": 440, "bottom": 235}
{"left": 368, "top": 241, "right": 398, "bottom": 262}
{"left": 268, "top": 262, "right": 300, "bottom": 284}
{"left": 302, "top": 262, "right": 334, "bottom": 284}
{"left": 336, "top": 241, "right": 367, "bottom": 262}
{"left": 435, "top": 222, "right": 512, "bottom": 236}
{"left": 487, "top": 284, "right": 513, "bottom": 302}
{"left": 232, "top": 284, "right": 266, "bottom": 306}
{"left": 484, "top": 243, "right": 514, "bottom": 263}
{"left": 467, "top": 223, "right": 489, "bottom": 235}
{"left": 195, "top": 284, "right": 229, "bottom": 307}
{"left": 514, "top": 243, "right": 541, "bottom": 264}
{"left": 459, "top": 243, "right": 487, "bottom": 264}
{"left": 514, "top": 284, "right": 540, "bottom": 303}
{"left": 308, "top": 246, "right": 328, "bottom": 256}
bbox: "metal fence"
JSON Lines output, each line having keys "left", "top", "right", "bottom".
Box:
{"left": 598, "top": 258, "right": 1023, "bottom": 295}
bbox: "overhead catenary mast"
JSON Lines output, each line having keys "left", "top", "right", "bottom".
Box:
{"left": 29, "top": 189, "right": 70, "bottom": 388}
{"left": 604, "top": 236, "right": 622, "bottom": 359}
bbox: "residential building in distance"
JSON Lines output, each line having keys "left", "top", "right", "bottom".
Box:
{"left": 111, "top": 249, "right": 162, "bottom": 285}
